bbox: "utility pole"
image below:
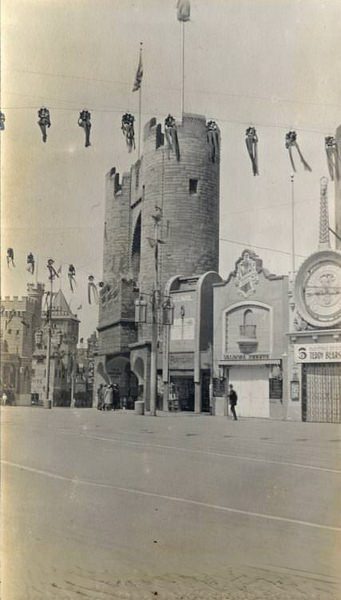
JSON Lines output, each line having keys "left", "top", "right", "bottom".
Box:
{"left": 149, "top": 207, "right": 163, "bottom": 416}
{"left": 70, "top": 352, "right": 76, "bottom": 408}
{"left": 290, "top": 173, "right": 296, "bottom": 275}
{"left": 45, "top": 277, "right": 53, "bottom": 409}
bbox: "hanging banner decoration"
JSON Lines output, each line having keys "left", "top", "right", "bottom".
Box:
{"left": 37, "top": 107, "right": 51, "bottom": 143}
{"left": 121, "top": 113, "right": 136, "bottom": 152}
{"left": 165, "top": 114, "right": 180, "bottom": 161}
{"left": 206, "top": 120, "right": 219, "bottom": 163}
{"left": 88, "top": 275, "right": 99, "bottom": 305}
{"left": 68, "top": 264, "right": 76, "bottom": 292}
{"left": 27, "top": 252, "right": 35, "bottom": 275}
{"left": 245, "top": 126, "right": 259, "bottom": 176}
{"left": 47, "top": 258, "right": 59, "bottom": 280}
{"left": 325, "top": 136, "right": 340, "bottom": 181}
{"left": 0, "top": 111, "right": 5, "bottom": 131}
{"left": 177, "top": 0, "right": 191, "bottom": 21}
{"left": 6, "top": 248, "right": 15, "bottom": 268}
{"left": 132, "top": 44, "right": 143, "bottom": 92}
{"left": 78, "top": 110, "right": 92, "bottom": 147}
{"left": 285, "top": 130, "right": 312, "bottom": 172}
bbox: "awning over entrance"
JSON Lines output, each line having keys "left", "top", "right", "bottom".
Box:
{"left": 219, "top": 359, "right": 281, "bottom": 367}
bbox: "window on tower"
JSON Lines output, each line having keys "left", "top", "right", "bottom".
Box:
{"left": 189, "top": 178, "right": 198, "bottom": 194}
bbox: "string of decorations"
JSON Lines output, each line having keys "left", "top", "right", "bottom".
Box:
{"left": 3, "top": 248, "right": 104, "bottom": 308}
{"left": 0, "top": 104, "right": 339, "bottom": 177}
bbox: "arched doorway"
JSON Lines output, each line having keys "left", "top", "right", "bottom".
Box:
{"left": 106, "top": 356, "right": 138, "bottom": 409}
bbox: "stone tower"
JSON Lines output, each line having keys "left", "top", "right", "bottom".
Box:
{"left": 95, "top": 113, "right": 220, "bottom": 406}
{"left": 335, "top": 124, "right": 341, "bottom": 249}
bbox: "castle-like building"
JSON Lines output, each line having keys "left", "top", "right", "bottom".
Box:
{"left": 95, "top": 113, "right": 220, "bottom": 410}
{"left": 0, "top": 283, "right": 44, "bottom": 405}
{"left": 31, "top": 289, "right": 79, "bottom": 406}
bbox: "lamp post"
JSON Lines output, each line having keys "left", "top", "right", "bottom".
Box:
{"left": 149, "top": 207, "right": 163, "bottom": 416}
{"left": 45, "top": 258, "right": 59, "bottom": 409}
{"left": 45, "top": 276, "right": 53, "bottom": 408}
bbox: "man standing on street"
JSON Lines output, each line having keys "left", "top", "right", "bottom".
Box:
{"left": 228, "top": 384, "right": 238, "bottom": 420}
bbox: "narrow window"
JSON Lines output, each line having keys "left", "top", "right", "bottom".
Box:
{"left": 189, "top": 178, "right": 198, "bottom": 194}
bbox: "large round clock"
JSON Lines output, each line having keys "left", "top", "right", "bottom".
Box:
{"left": 295, "top": 250, "right": 341, "bottom": 328}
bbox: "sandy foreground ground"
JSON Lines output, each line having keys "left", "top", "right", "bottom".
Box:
{"left": 21, "top": 567, "right": 339, "bottom": 600}
{"left": 2, "top": 408, "right": 340, "bottom": 599}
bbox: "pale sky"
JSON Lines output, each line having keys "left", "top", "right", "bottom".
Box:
{"left": 1, "top": 0, "right": 341, "bottom": 338}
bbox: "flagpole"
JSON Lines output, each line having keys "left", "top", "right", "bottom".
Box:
{"left": 291, "top": 173, "right": 295, "bottom": 275}
{"left": 181, "top": 21, "right": 185, "bottom": 118}
{"left": 138, "top": 42, "right": 143, "bottom": 160}
{"left": 138, "top": 84, "right": 142, "bottom": 160}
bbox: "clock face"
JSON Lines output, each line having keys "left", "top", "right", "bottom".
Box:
{"left": 302, "top": 261, "right": 341, "bottom": 324}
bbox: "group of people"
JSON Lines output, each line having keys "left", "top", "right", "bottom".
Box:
{"left": 97, "top": 383, "right": 120, "bottom": 411}
{"left": 1, "top": 388, "right": 15, "bottom": 406}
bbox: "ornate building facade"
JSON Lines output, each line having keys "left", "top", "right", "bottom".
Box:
{"left": 212, "top": 251, "right": 288, "bottom": 419}
{"left": 287, "top": 178, "right": 341, "bottom": 422}
{"left": 335, "top": 124, "right": 341, "bottom": 249}
{"left": 31, "top": 289, "right": 79, "bottom": 406}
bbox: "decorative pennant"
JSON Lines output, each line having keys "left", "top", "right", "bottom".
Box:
{"left": 121, "top": 113, "right": 136, "bottom": 152}
{"left": 132, "top": 43, "right": 143, "bottom": 92}
{"left": 164, "top": 114, "right": 180, "bottom": 161}
{"left": 5, "top": 310, "right": 15, "bottom": 330}
{"left": 68, "top": 264, "right": 76, "bottom": 292}
{"left": 6, "top": 248, "right": 15, "bottom": 268}
{"left": 206, "top": 120, "right": 219, "bottom": 163}
{"left": 37, "top": 107, "right": 51, "bottom": 143}
{"left": 27, "top": 252, "right": 35, "bottom": 275}
{"left": 177, "top": 0, "right": 191, "bottom": 21}
{"left": 0, "top": 111, "right": 5, "bottom": 131}
{"left": 285, "top": 131, "right": 312, "bottom": 172}
{"left": 88, "top": 275, "right": 99, "bottom": 305}
{"left": 325, "top": 136, "right": 340, "bottom": 181}
{"left": 47, "top": 258, "right": 59, "bottom": 280}
{"left": 245, "top": 127, "right": 259, "bottom": 176}
{"left": 78, "top": 110, "right": 92, "bottom": 147}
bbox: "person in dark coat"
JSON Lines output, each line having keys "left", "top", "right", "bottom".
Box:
{"left": 228, "top": 384, "right": 238, "bottom": 420}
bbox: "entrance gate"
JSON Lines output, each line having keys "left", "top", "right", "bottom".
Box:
{"left": 302, "top": 363, "right": 341, "bottom": 423}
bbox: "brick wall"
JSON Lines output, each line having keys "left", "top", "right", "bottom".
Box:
{"left": 98, "top": 113, "right": 220, "bottom": 357}
{"left": 140, "top": 114, "right": 220, "bottom": 298}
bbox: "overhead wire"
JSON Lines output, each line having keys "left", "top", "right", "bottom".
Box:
{"left": 4, "top": 66, "right": 341, "bottom": 111}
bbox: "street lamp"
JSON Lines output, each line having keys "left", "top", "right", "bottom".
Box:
{"left": 45, "top": 258, "right": 59, "bottom": 409}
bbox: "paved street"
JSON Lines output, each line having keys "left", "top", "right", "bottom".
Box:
{"left": 1, "top": 408, "right": 341, "bottom": 599}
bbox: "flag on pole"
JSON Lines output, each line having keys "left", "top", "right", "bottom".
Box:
{"left": 177, "top": 0, "right": 190, "bottom": 21}
{"left": 132, "top": 45, "right": 143, "bottom": 92}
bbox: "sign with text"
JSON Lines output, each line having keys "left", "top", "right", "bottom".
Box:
{"left": 294, "top": 343, "right": 341, "bottom": 363}
{"left": 223, "top": 353, "right": 270, "bottom": 361}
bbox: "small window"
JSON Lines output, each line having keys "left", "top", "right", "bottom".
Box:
{"left": 189, "top": 178, "right": 198, "bottom": 194}
{"left": 16, "top": 330, "right": 20, "bottom": 335}
{"left": 8, "top": 329, "right": 12, "bottom": 334}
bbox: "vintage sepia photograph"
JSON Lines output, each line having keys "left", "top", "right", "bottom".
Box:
{"left": 1, "top": 1, "right": 341, "bottom": 598}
